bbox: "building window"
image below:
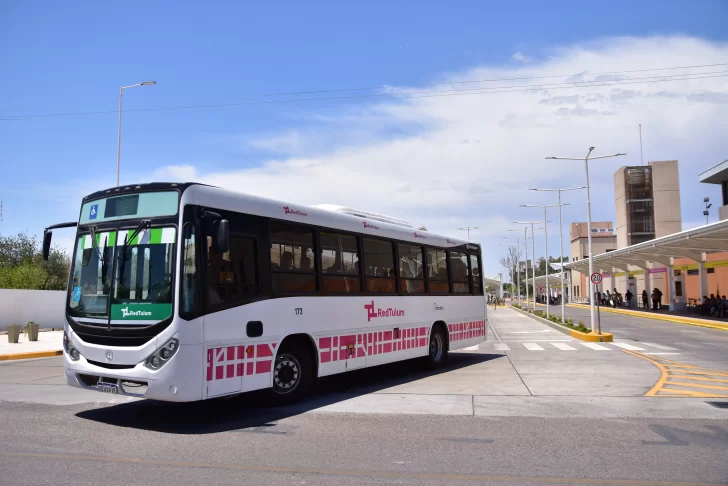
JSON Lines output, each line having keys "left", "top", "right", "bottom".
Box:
{"left": 450, "top": 251, "right": 471, "bottom": 294}
{"left": 270, "top": 223, "right": 316, "bottom": 294}
{"left": 427, "top": 248, "right": 449, "bottom": 294}
{"left": 363, "top": 238, "right": 396, "bottom": 293}
{"left": 321, "top": 232, "right": 360, "bottom": 293}
{"left": 398, "top": 243, "right": 425, "bottom": 294}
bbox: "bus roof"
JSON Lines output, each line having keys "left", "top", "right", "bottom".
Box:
{"left": 83, "top": 182, "right": 479, "bottom": 250}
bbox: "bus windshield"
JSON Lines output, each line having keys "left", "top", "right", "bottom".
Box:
{"left": 68, "top": 227, "right": 176, "bottom": 324}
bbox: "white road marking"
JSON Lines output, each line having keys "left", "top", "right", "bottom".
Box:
{"left": 643, "top": 352, "right": 682, "bottom": 356}
{"left": 462, "top": 345, "right": 480, "bottom": 351}
{"left": 503, "top": 330, "right": 553, "bottom": 334}
{"left": 641, "top": 342, "right": 679, "bottom": 351}
{"left": 551, "top": 343, "right": 577, "bottom": 351}
{"left": 522, "top": 343, "right": 545, "bottom": 351}
{"left": 493, "top": 343, "right": 511, "bottom": 351}
{"left": 610, "top": 343, "right": 645, "bottom": 351}
{"left": 580, "top": 342, "right": 611, "bottom": 351}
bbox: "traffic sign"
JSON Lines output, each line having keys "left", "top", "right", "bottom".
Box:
{"left": 590, "top": 272, "right": 603, "bottom": 285}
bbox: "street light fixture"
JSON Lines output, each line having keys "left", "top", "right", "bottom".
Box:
{"left": 530, "top": 186, "right": 585, "bottom": 323}
{"left": 520, "top": 204, "right": 568, "bottom": 319}
{"left": 507, "top": 229, "right": 532, "bottom": 308}
{"left": 117, "top": 81, "right": 157, "bottom": 186}
{"left": 513, "top": 221, "right": 544, "bottom": 310}
{"left": 546, "top": 148, "right": 626, "bottom": 333}
{"left": 458, "top": 226, "right": 479, "bottom": 240}
{"left": 704, "top": 197, "right": 712, "bottom": 225}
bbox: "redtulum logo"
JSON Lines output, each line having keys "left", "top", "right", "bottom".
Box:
{"left": 364, "top": 301, "right": 405, "bottom": 322}
{"left": 283, "top": 206, "right": 307, "bottom": 217}
{"left": 362, "top": 221, "right": 379, "bottom": 230}
{"left": 413, "top": 232, "right": 426, "bottom": 239}
{"left": 446, "top": 239, "right": 456, "bottom": 244}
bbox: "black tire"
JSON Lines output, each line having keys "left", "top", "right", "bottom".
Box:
{"left": 426, "top": 325, "right": 448, "bottom": 369}
{"left": 265, "top": 340, "right": 314, "bottom": 406}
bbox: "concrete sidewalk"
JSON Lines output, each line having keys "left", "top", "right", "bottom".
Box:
{"left": 0, "top": 330, "right": 63, "bottom": 361}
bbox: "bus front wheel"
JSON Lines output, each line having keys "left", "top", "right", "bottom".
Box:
{"left": 426, "top": 326, "right": 448, "bottom": 369}
{"left": 267, "top": 340, "right": 314, "bottom": 405}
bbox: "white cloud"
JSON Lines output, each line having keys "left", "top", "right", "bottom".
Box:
{"left": 149, "top": 36, "right": 728, "bottom": 276}
{"left": 512, "top": 52, "right": 530, "bottom": 63}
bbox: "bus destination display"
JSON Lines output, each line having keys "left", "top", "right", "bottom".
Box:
{"left": 104, "top": 195, "right": 139, "bottom": 218}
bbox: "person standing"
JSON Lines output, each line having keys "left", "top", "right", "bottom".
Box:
{"left": 626, "top": 289, "right": 633, "bottom": 309}
{"left": 642, "top": 289, "right": 649, "bottom": 310}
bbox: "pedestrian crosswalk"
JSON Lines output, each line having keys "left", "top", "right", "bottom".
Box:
{"left": 469, "top": 341, "right": 685, "bottom": 353}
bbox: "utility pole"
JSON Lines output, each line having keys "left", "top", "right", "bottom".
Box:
{"left": 458, "top": 226, "right": 479, "bottom": 240}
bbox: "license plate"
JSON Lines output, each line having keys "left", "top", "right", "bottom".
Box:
{"left": 97, "top": 381, "right": 118, "bottom": 394}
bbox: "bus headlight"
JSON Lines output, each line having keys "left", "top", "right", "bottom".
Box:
{"left": 145, "top": 338, "right": 179, "bottom": 370}
{"left": 64, "top": 331, "right": 80, "bottom": 361}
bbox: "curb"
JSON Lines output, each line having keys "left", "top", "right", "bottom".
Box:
{"left": 509, "top": 306, "right": 614, "bottom": 342}
{"left": 565, "top": 303, "right": 728, "bottom": 332}
{"left": 0, "top": 350, "right": 63, "bottom": 361}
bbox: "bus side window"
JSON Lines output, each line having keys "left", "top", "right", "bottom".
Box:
{"left": 450, "top": 251, "right": 470, "bottom": 294}
{"left": 182, "top": 223, "right": 197, "bottom": 313}
{"left": 321, "top": 232, "right": 360, "bottom": 293}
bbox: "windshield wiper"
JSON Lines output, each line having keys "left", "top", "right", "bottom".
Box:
{"left": 117, "top": 220, "right": 151, "bottom": 263}
{"left": 88, "top": 225, "right": 104, "bottom": 262}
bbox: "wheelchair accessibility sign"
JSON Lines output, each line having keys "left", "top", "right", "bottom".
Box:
{"left": 89, "top": 204, "right": 98, "bottom": 220}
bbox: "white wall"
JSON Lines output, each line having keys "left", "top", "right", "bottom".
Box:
{"left": 0, "top": 290, "right": 66, "bottom": 331}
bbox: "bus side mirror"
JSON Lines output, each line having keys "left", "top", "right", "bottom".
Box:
{"left": 213, "top": 219, "right": 230, "bottom": 254}
{"left": 42, "top": 231, "right": 52, "bottom": 261}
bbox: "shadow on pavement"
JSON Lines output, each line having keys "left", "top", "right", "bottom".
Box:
{"left": 75, "top": 352, "right": 503, "bottom": 434}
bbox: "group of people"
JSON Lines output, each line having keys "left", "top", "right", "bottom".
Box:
{"left": 700, "top": 294, "right": 728, "bottom": 317}
{"left": 595, "top": 288, "right": 631, "bottom": 309}
{"left": 535, "top": 294, "right": 562, "bottom": 305}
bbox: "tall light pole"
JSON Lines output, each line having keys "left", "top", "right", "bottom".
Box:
{"left": 513, "top": 222, "right": 543, "bottom": 310}
{"left": 502, "top": 236, "right": 522, "bottom": 306}
{"left": 117, "top": 81, "right": 157, "bottom": 186}
{"left": 507, "top": 229, "right": 531, "bottom": 308}
{"left": 546, "top": 147, "right": 626, "bottom": 333}
{"left": 703, "top": 197, "right": 712, "bottom": 225}
{"left": 530, "top": 187, "right": 585, "bottom": 322}
{"left": 521, "top": 204, "right": 567, "bottom": 319}
{"left": 458, "top": 226, "right": 479, "bottom": 240}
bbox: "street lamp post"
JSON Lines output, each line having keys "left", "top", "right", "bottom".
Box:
{"left": 520, "top": 204, "right": 567, "bottom": 319}
{"left": 507, "top": 229, "right": 532, "bottom": 308}
{"left": 117, "top": 81, "right": 157, "bottom": 187}
{"left": 502, "top": 236, "right": 521, "bottom": 306}
{"left": 513, "top": 222, "right": 543, "bottom": 311}
{"left": 530, "top": 187, "right": 585, "bottom": 322}
{"left": 546, "top": 148, "right": 626, "bottom": 333}
{"left": 458, "top": 226, "right": 479, "bottom": 240}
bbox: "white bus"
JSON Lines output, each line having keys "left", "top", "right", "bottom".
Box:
{"left": 43, "top": 183, "right": 487, "bottom": 403}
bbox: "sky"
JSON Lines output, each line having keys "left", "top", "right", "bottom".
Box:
{"left": 1, "top": 0, "right": 727, "bottom": 278}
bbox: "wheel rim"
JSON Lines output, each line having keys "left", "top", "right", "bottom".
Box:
{"left": 272, "top": 353, "right": 301, "bottom": 395}
{"left": 430, "top": 332, "right": 443, "bottom": 362}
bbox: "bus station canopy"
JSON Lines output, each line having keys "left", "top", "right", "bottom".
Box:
{"left": 564, "top": 219, "right": 728, "bottom": 274}
{"left": 525, "top": 273, "right": 568, "bottom": 289}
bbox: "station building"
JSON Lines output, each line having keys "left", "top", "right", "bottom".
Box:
{"left": 567, "top": 159, "right": 728, "bottom": 310}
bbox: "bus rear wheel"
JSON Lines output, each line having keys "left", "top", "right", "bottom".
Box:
{"left": 426, "top": 326, "right": 448, "bottom": 369}
{"left": 266, "top": 341, "right": 313, "bottom": 405}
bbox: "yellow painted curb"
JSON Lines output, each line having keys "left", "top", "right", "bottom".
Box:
{"left": 566, "top": 304, "right": 728, "bottom": 331}
{"left": 569, "top": 330, "right": 614, "bottom": 342}
{"left": 0, "top": 350, "right": 63, "bottom": 361}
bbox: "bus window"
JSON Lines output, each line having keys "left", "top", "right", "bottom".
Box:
{"left": 398, "top": 244, "right": 424, "bottom": 295}
{"left": 363, "top": 238, "right": 396, "bottom": 293}
{"left": 270, "top": 223, "right": 316, "bottom": 294}
{"left": 321, "top": 232, "right": 360, "bottom": 293}
{"left": 207, "top": 234, "right": 259, "bottom": 310}
{"left": 427, "top": 248, "right": 449, "bottom": 294}
{"left": 450, "top": 251, "right": 471, "bottom": 294}
{"left": 470, "top": 254, "right": 482, "bottom": 295}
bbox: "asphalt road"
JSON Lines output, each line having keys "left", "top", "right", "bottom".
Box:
{"left": 1, "top": 307, "right": 727, "bottom": 485}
